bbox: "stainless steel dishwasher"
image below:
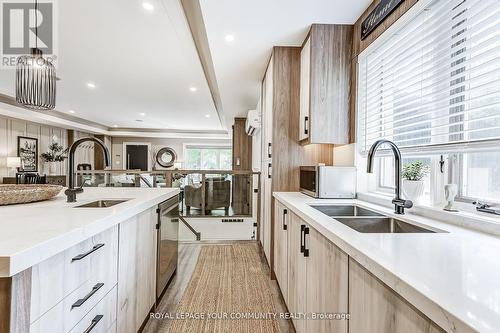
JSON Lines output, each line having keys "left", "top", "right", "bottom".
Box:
{"left": 156, "top": 195, "right": 179, "bottom": 303}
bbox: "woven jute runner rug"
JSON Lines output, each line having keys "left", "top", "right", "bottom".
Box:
{"left": 167, "top": 243, "right": 281, "bottom": 333}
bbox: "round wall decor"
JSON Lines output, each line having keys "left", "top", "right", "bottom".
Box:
{"left": 156, "top": 147, "right": 177, "bottom": 168}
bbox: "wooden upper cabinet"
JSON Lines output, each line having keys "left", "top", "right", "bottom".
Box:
{"left": 299, "top": 24, "right": 353, "bottom": 145}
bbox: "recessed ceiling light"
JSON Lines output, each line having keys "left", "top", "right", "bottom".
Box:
{"left": 86, "top": 82, "right": 96, "bottom": 89}
{"left": 225, "top": 34, "right": 235, "bottom": 42}
{"left": 142, "top": 2, "right": 154, "bottom": 11}
{"left": 139, "top": 112, "right": 146, "bottom": 116}
{"left": 113, "top": 125, "right": 118, "bottom": 128}
{"left": 189, "top": 86, "right": 197, "bottom": 92}
{"left": 68, "top": 110, "right": 75, "bottom": 114}
{"left": 205, "top": 114, "right": 211, "bottom": 118}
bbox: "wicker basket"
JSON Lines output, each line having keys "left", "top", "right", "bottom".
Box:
{"left": 0, "top": 184, "right": 63, "bottom": 206}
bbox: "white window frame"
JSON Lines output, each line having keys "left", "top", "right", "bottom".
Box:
{"left": 356, "top": 0, "right": 500, "bottom": 206}
{"left": 182, "top": 143, "right": 232, "bottom": 171}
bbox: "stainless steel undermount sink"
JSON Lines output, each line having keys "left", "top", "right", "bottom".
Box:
{"left": 74, "top": 199, "right": 129, "bottom": 208}
{"left": 310, "top": 205, "right": 384, "bottom": 217}
{"left": 334, "top": 217, "right": 439, "bottom": 233}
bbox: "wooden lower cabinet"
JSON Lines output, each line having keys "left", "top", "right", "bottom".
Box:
{"left": 275, "top": 201, "right": 445, "bottom": 333}
{"left": 285, "top": 210, "right": 348, "bottom": 333}
{"left": 117, "top": 207, "right": 157, "bottom": 333}
{"left": 306, "top": 227, "right": 348, "bottom": 333}
{"left": 287, "top": 212, "right": 307, "bottom": 333}
{"left": 274, "top": 201, "right": 289, "bottom": 303}
{"left": 349, "top": 258, "right": 445, "bottom": 333}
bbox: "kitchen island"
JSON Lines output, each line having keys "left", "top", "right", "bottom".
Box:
{"left": 0, "top": 187, "right": 179, "bottom": 333}
{"left": 274, "top": 192, "right": 500, "bottom": 333}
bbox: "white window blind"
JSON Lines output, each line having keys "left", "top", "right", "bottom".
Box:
{"left": 358, "top": 0, "right": 500, "bottom": 154}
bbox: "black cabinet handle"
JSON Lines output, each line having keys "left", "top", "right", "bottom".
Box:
{"left": 72, "top": 283, "right": 104, "bottom": 309}
{"left": 304, "top": 116, "right": 309, "bottom": 135}
{"left": 83, "top": 315, "right": 103, "bottom": 333}
{"left": 268, "top": 163, "right": 272, "bottom": 179}
{"left": 300, "top": 225, "right": 305, "bottom": 253}
{"left": 268, "top": 143, "right": 272, "bottom": 158}
{"left": 303, "top": 226, "right": 310, "bottom": 257}
{"left": 72, "top": 244, "right": 105, "bottom": 262}
{"left": 282, "top": 209, "right": 288, "bottom": 230}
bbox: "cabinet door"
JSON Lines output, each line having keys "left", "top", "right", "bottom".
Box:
{"left": 287, "top": 213, "right": 307, "bottom": 333}
{"left": 273, "top": 201, "right": 289, "bottom": 303}
{"left": 306, "top": 228, "right": 348, "bottom": 333}
{"left": 117, "top": 207, "right": 157, "bottom": 333}
{"left": 349, "top": 258, "right": 445, "bottom": 333}
{"left": 299, "top": 36, "right": 311, "bottom": 142}
{"left": 262, "top": 55, "right": 274, "bottom": 161}
{"left": 262, "top": 173, "right": 272, "bottom": 263}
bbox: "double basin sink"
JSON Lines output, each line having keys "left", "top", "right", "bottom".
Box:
{"left": 74, "top": 199, "right": 129, "bottom": 208}
{"left": 310, "top": 205, "right": 441, "bottom": 233}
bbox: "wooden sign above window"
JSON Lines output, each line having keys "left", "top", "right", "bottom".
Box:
{"left": 361, "top": 0, "right": 404, "bottom": 40}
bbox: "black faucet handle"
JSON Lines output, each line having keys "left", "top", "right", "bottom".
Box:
{"left": 473, "top": 201, "right": 490, "bottom": 209}
{"left": 392, "top": 198, "right": 413, "bottom": 214}
{"left": 65, "top": 188, "right": 82, "bottom": 203}
{"left": 403, "top": 199, "right": 413, "bottom": 209}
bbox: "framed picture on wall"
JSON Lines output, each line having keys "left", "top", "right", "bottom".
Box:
{"left": 17, "top": 136, "right": 38, "bottom": 172}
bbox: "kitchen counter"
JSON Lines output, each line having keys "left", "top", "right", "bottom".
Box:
{"left": 274, "top": 192, "right": 500, "bottom": 333}
{"left": 0, "top": 187, "right": 179, "bottom": 277}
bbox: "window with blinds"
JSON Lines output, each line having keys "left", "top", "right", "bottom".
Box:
{"left": 357, "top": 0, "right": 500, "bottom": 154}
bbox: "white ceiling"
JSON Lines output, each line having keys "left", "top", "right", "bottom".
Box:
{"left": 199, "top": 0, "right": 371, "bottom": 120}
{"left": 0, "top": 0, "right": 223, "bottom": 132}
{"left": 0, "top": 0, "right": 371, "bottom": 135}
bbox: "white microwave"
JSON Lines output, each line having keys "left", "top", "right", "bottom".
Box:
{"left": 299, "top": 166, "right": 356, "bottom": 199}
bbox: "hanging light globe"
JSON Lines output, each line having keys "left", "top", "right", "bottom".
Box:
{"left": 16, "top": 48, "right": 56, "bottom": 110}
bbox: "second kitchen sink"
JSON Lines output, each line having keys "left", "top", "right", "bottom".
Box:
{"left": 310, "top": 205, "right": 384, "bottom": 217}
{"left": 74, "top": 199, "right": 130, "bottom": 208}
{"left": 334, "top": 217, "right": 439, "bottom": 233}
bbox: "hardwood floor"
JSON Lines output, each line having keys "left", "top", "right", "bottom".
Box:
{"left": 143, "top": 241, "right": 294, "bottom": 333}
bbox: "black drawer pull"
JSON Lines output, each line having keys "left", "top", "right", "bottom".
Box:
{"left": 72, "top": 243, "right": 105, "bottom": 262}
{"left": 268, "top": 143, "right": 272, "bottom": 158}
{"left": 300, "top": 225, "right": 305, "bottom": 253}
{"left": 282, "top": 209, "right": 288, "bottom": 231}
{"left": 268, "top": 163, "right": 272, "bottom": 179}
{"left": 72, "top": 283, "right": 104, "bottom": 309}
{"left": 303, "top": 226, "right": 310, "bottom": 257}
{"left": 83, "top": 315, "right": 103, "bottom": 333}
{"left": 304, "top": 116, "right": 309, "bottom": 135}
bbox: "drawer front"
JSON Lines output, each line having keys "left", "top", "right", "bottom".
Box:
{"left": 69, "top": 286, "right": 117, "bottom": 333}
{"left": 31, "top": 226, "right": 118, "bottom": 322}
{"left": 30, "top": 278, "right": 117, "bottom": 333}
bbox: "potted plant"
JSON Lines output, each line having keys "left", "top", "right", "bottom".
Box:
{"left": 41, "top": 142, "right": 68, "bottom": 175}
{"left": 402, "top": 161, "right": 430, "bottom": 203}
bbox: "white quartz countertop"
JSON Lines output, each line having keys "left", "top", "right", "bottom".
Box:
{"left": 274, "top": 192, "right": 500, "bottom": 333}
{"left": 0, "top": 187, "right": 179, "bottom": 278}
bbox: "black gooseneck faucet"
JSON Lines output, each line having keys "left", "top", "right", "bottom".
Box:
{"left": 65, "top": 137, "right": 111, "bottom": 203}
{"left": 366, "top": 139, "right": 413, "bottom": 214}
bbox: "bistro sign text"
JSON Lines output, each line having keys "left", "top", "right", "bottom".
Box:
{"left": 361, "top": 0, "right": 404, "bottom": 40}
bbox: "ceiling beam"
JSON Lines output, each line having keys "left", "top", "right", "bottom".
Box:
{"left": 181, "top": 0, "right": 226, "bottom": 129}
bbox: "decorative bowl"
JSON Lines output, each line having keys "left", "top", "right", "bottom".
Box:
{"left": 0, "top": 184, "right": 63, "bottom": 206}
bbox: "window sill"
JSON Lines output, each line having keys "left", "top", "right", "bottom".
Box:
{"left": 357, "top": 191, "right": 500, "bottom": 237}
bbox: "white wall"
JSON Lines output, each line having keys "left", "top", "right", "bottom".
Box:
{"left": 111, "top": 136, "right": 231, "bottom": 170}
{"left": 0, "top": 115, "right": 68, "bottom": 180}
{"left": 0, "top": 115, "right": 97, "bottom": 183}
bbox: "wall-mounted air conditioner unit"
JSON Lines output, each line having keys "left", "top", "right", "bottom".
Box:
{"left": 245, "top": 110, "right": 260, "bottom": 136}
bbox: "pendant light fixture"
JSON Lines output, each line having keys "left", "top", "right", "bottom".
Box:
{"left": 15, "top": 0, "right": 56, "bottom": 110}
